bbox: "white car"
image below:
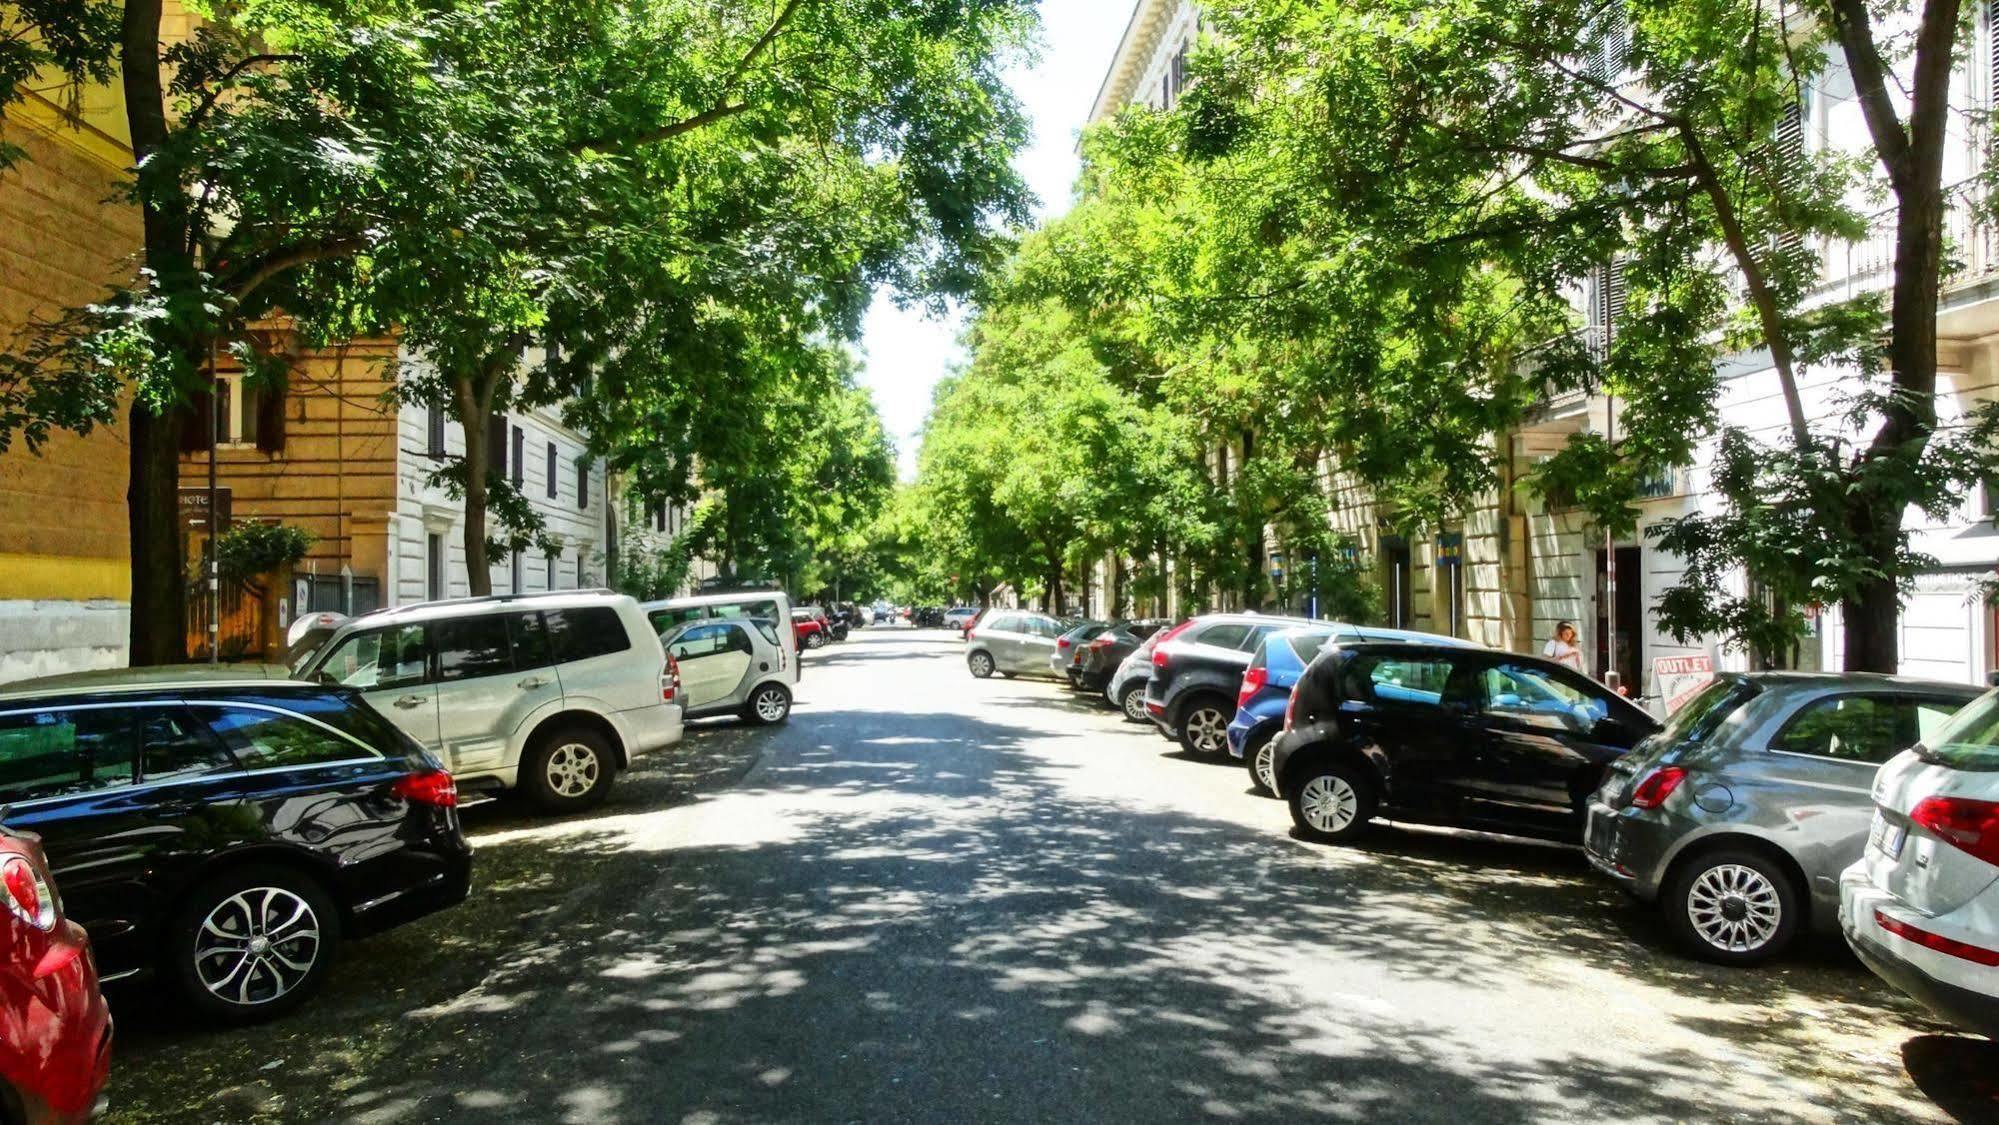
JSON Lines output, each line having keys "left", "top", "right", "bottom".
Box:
{"left": 292, "top": 591, "right": 683, "bottom": 812}
{"left": 642, "top": 591, "right": 800, "bottom": 688}
{"left": 660, "top": 617, "right": 794, "bottom": 724}
{"left": 1841, "top": 688, "right": 1999, "bottom": 1038}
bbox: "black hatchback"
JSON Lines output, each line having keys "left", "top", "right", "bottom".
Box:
{"left": 0, "top": 668, "right": 471, "bottom": 1024}
{"left": 1270, "top": 643, "right": 1660, "bottom": 846}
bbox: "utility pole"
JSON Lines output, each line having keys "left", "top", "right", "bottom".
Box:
{"left": 207, "top": 335, "right": 220, "bottom": 664}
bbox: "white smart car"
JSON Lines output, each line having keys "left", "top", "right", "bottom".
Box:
{"left": 1842, "top": 687, "right": 1999, "bottom": 1038}
{"left": 659, "top": 617, "right": 795, "bottom": 724}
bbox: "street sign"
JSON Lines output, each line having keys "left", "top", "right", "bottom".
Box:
{"left": 178, "top": 486, "right": 233, "bottom": 532}
{"left": 1653, "top": 653, "right": 1716, "bottom": 714}
{"left": 1435, "top": 531, "right": 1464, "bottom": 568}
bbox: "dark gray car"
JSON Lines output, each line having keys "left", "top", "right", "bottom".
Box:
{"left": 1586, "top": 672, "right": 1981, "bottom": 965}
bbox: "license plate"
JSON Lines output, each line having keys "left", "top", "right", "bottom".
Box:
{"left": 1872, "top": 813, "right": 1907, "bottom": 859}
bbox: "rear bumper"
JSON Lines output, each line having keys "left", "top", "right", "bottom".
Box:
{"left": 348, "top": 841, "right": 474, "bottom": 939}
{"left": 1842, "top": 870, "right": 1999, "bottom": 1039}
{"left": 613, "top": 701, "right": 684, "bottom": 760}
{"left": 14, "top": 921, "right": 113, "bottom": 1123}
{"left": 1582, "top": 800, "right": 1670, "bottom": 901}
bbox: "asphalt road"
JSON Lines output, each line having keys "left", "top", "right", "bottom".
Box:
{"left": 104, "top": 628, "right": 1999, "bottom": 1123}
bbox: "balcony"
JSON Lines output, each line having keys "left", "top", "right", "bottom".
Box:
{"left": 1809, "top": 179, "right": 1999, "bottom": 302}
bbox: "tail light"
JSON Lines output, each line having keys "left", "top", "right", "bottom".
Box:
{"left": 662, "top": 655, "right": 681, "bottom": 703}
{"left": 1057, "top": 638, "right": 1071, "bottom": 650}
{"left": 1152, "top": 620, "right": 1196, "bottom": 668}
{"left": 1238, "top": 666, "right": 1268, "bottom": 711}
{"left": 1284, "top": 689, "right": 1298, "bottom": 731}
{"left": 1629, "top": 766, "right": 1688, "bottom": 810}
{"left": 1875, "top": 911, "right": 1999, "bottom": 966}
{"left": 393, "top": 769, "right": 459, "bottom": 808}
{"left": 1088, "top": 635, "right": 1115, "bottom": 650}
{"left": 1910, "top": 797, "right": 1999, "bottom": 867}
{"left": 0, "top": 855, "right": 55, "bottom": 931}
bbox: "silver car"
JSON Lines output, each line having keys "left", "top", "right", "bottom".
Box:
{"left": 1587, "top": 671, "right": 1980, "bottom": 965}
{"left": 660, "top": 618, "right": 794, "bottom": 724}
{"left": 965, "top": 612, "right": 1072, "bottom": 679}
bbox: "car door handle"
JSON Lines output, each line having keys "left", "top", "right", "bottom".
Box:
{"left": 393, "top": 695, "right": 427, "bottom": 710}
{"left": 518, "top": 677, "right": 551, "bottom": 690}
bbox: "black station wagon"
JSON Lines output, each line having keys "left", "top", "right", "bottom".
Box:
{"left": 0, "top": 667, "right": 471, "bottom": 1023}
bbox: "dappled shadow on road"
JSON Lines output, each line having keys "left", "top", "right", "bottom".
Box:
{"left": 102, "top": 676, "right": 1966, "bottom": 1124}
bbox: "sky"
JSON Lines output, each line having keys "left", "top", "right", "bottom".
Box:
{"left": 856, "top": 4, "right": 1136, "bottom": 479}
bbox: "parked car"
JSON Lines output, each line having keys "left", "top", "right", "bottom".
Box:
{"left": 1145, "top": 614, "right": 1328, "bottom": 756}
{"left": 0, "top": 825, "right": 110, "bottom": 1121}
{"left": 965, "top": 612, "right": 1074, "bottom": 679}
{"left": 1586, "top": 672, "right": 1979, "bottom": 965}
{"left": 643, "top": 590, "right": 799, "bottom": 684}
{"left": 1105, "top": 623, "right": 1180, "bottom": 723}
{"left": 659, "top": 617, "right": 795, "bottom": 725}
{"left": 1230, "top": 623, "right": 1478, "bottom": 796}
{"left": 1050, "top": 621, "right": 1114, "bottom": 680}
{"left": 1842, "top": 687, "right": 1999, "bottom": 1038}
{"left": 798, "top": 605, "right": 846, "bottom": 643}
{"left": 943, "top": 606, "right": 981, "bottom": 632}
{"left": 1271, "top": 642, "right": 1659, "bottom": 846}
{"left": 1072, "top": 619, "right": 1171, "bottom": 695}
{"left": 294, "top": 591, "right": 682, "bottom": 812}
{"left": 0, "top": 670, "right": 472, "bottom": 1023}
{"left": 792, "top": 609, "right": 829, "bottom": 650}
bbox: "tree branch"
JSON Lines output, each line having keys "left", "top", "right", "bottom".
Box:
{"left": 184, "top": 53, "right": 302, "bottom": 131}
{"left": 1824, "top": 0, "right": 1911, "bottom": 189}
{"left": 221, "top": 237, "right": 366, "bottom": 304}
{"left": 569, "top": 0, "right": 806, "bottom": 152}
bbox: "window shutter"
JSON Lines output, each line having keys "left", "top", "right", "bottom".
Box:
{"left": 1774, "top": 102, "right": 1805, "bottom": 257}
{"left": 546, "top": 442, "right": 557, "bottom": 499}
{"left": 1605, "top": 258, "right": 1629, "bottom": 338}
{"left": 426, "top": 403, "right": 446, "bottom": 457}
{"left": 485, "top": 412, "right": 507, "bottom": 476}
{"left": 577, "top": 458, "right": 589, "bottom": 509}
{"left": 255, "top": 374, "right": 286, "bottom": 454}
{"left": 510, "top": 427, "right": 524, "bottom": 488}
{"left": 179, "top": 382, "right": 215, "bottom": 453}
{"left": 1990, "top": 0, "right": 1999, "bottom": 114}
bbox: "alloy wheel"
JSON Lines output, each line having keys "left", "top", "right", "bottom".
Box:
{"left": 970, "top": 652, "right": 994, "bottom": 678}
{"left": 1299, "top": 774, "right": 1359, "bottom": 834}
{"left": 1122, "top": 688, "right": 1148, "bottom": 722}
{"left": 545, "top": 742, "right": 602, "bottom": 798}
{"left": 1685, "top": 864, "right": 1783, "bottom": 953}
{"left": 754, "top": 687, "right": 789, "bottom": 723}
{"left": 1254, "top": 741, "right": 1278, "bottom": 794}
{"left": 193, "top": 887, "right": 323, "bottom": 1008}
{"left": 1184, "top": 708, "right": 1228, "bottom": 754}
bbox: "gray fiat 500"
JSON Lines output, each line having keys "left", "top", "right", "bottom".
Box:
{"left": 1586, "top": 672, "right": 1980, "bottom": 966}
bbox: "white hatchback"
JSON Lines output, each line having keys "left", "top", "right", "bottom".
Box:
{"left": 293, "top": 591, "right": 683, "bottom": 812}
{"left": 1841, "top": 688, "right": 1999, "bottom": 1039}
{"left": 660, "top": 617, "right": 794, "bottom": 724}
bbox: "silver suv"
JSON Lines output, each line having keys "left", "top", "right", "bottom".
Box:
{"left": 292, "top": 592, "right": 683, "bottom": 812}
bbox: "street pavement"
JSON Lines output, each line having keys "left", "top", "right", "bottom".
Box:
{"left": 105, "top": 627, "right": 1999, "bottom": 1123}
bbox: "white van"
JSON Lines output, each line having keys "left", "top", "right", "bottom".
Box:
{"left": 642, "top": 590, "right": 801, "bottom": 687}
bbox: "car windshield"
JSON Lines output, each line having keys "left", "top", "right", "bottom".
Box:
{"left": 1914, "top": 690, "right": 1999, "bottom": 771}
{"left": 1658, "top": 677, "right": 1759, "bottom": 744}
{"left": 287, "top": 626, "right": 340, "bottom": 674}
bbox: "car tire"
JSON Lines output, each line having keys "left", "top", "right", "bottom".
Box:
{"left": 968, "top": 650, "right": 996, "bottom": 679}
{"left": 163, "top": 863, "right": 341, "bottom": 1025}
{"left": 1119, "top": 683, "right": 1148, "bottom": 723}
{"left": 804, "top": 632, "right": 826, "bottom": 650}
{"left": 1287, "top": 760, "right": 1377, "bottom": 844}
{"left": 1176, "top": 696, "right": 1233, "bottom": 758}
{"left": 743, "top": 682, "right": 792, "bottom": 726}
{"left": 522, "top": 725, "right": 616, "bottom": 813}
{"left": 1663, "top": 849, "right": 1801, "bottom": 966}
{"left": 1245, "top": 731, "right": 1279, "bottom": 797}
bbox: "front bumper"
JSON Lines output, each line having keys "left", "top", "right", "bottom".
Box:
{"left": 1842, "top": 869, "right": 1999, "bottom": 1039}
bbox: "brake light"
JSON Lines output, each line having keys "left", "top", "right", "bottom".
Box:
{"left": 1058, "top": 638, "right": 1071, "bottom": 650}
{"left": 1088, "top": 635, "right": 1115, "bottom": 649}
{"left": 1152, "top": 620, "right": 1195, "bottom": 668}
{"left": 1909, "top": 797, "right": 1999, "bottom": 867}
{"left": 1876, "top": 910, "right": 1999, "bottom": 967}
{"left": 1629, "top": 766, "right": 1688, "bottom": 810}
{"left": 1238, "top": 666, "right": 1268, "bottom": 711}
{"left": 662, "top": 655, "right": 681, "bottom": 702}
{"left": 0, "top": 855, "right": 54, "bottom": 932}
{"left": 1284, "top": 690, "right": 1297, "bottom": 731}
{"left": 393, "top": 769, "right": 459, "bottom": 808}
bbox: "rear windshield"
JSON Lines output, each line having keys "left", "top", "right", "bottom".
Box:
{"left": 1285, "top": 630, "right": 1337, "bottom": 664}
{"left": 1660, "top": 678, "right": 1759, "bottom": 745}
{"left": 1915, "top": 690, "right": 1999, "bottom": 771}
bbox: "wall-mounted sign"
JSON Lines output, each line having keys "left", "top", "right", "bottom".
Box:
{"left": 1654, "top": 653, "right": 1715, "bottom": 714}
{"left": 178, "top": 487, "right": 233, "bottom": 533}
{"left": 1636, "top": 467, "right": 1685, "bottom": 501}
{"left": 1435, "top": 531, "right": 1464, "bottom": 568}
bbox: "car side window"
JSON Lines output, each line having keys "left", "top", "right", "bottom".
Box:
{"left": 724, "top": 624, "right": 755, "bottom": 655}
{"left": 0, "top": 707, "right": 136, "bottom": 802}
{"left": 1481, "top": 663, "right": 1607, "bottom": 733}
{"left": 510, "top": 611, "right": 554, "bottom": 670}
{"left": 1361, "top": 657, "right": 1455, "bottom": 707}
{"left": 1769, "top": 695, "right": 1924, "bottom": 764}
{"left": 547, "top": 607, "right": 634, "bottom": 662}
{"left": 1239, "top": 625, "right": 1278, "bottom": 653}
{"left": 136, "top": 705, "right": 236, "bottom": 783}
{"left": 433, "top": 614, "right": 514, "bottom": 682}
{"left": 1030, "top": 618, "right": 1063, "bottom": 639}
{"left": 985, "top": 615, "right": 1017, "bottom": 633}
{"left": 670, "top": 624, "right": 729, "bottom": 661}
{"left": 649, "top": 607, "right": 706, "bottom": 635}
{"left": 319, "top": 624, "right": 429, "bottom": 690}
{"left": 201, "top": 705, "right": 373, "bottom": 769}
{"left": 1195, "top": 623, "right": 1251, "bottom": 650}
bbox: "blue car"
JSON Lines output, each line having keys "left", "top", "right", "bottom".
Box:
{"left": 1230, "top": 623, "right": 1482, "bottom": 795}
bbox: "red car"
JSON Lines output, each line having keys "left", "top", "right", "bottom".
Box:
{"left": 0, "top": 827, "right": 111, "bottom": 1123}
{"left": 792, "top": 610, "right": 828, "bottom": 650}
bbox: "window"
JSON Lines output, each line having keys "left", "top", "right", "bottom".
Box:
{"left": 318, "top": 624, "right": 430, "bottom": 690}
{"left": 545, "top": 552, "right": 557, "bottom": 590}
{"left": 426, "top": 404, "right": 446, "bottom": 458}
{"left": 577, "top": 458, "right": 590, "bottom": 509}
{"left": 509, "top": 611, "right": 554, "bottom": 670}
{"left": 1286, "top": 630, "right": 1337, "bottom": 664}
{"left": 1769, "top": 695, "right": 1963, "bottom": 765}
{"left": 510, "top": 426, "right": 525, "bottom": 488}
{"left": 1918, "top": 691, "right": 1999, "bottom": 770}
{"left": 1482, "top": 662, "right": 1608, "bottom": 734}
{"left": 546, "top": 607, "right": 633, "bottom": 662}
{"left": 650, "top": 499, "right": 668, "bottom": 533}
{"left": 137, "top": 706, "right": 236, "bottom": 783}
{"left": 577, "top": 553, "right": 589, "bottom": 588}
{"left": 713, "top": 599, "right": 783, "bottom": 625}
{"left": 1239, "top": 625, "right": 1278, "bottom": 653}
{"left": 649, "top": 606, "right": 708, "bottom": 635}
{"left": 511, "top": 551, "right": 523, "bottom": 595}
{"left": 0, "top": 708, "right": 135, "bottom": 803}
{"left": 487, "top": 413, "right": 508, "bottom": 477}
{"left": 545, "top": 442, "right": 558, "bottom": 499}
{"left": 668, "top": 623, "right": 733, "bottom": 660}
{"left": 426, "top": 533, "right": 446, "bottom": 601}
{"left": 433, "top": 614, "right": 515, "bottom": 681}
{"left": 214, "top": 373, "right": 261, "bottom": 445}
{"left": 985, "top": 614, "right": 1020, "bottom": 634}
{"left": 1353, "top": 656, "right": 1457, "bottom": 707}
{"left": 203, "top": 706, "right": 369, "bottom": 769}
{"left": 1194, "top": 622, "right": 1252, "bottom": 650}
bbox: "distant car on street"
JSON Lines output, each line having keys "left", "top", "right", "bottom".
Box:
{"left": 1843, "top": 687, "right": 1999, "bottom": 1037}
{"left": 0, "top": 670, "right": 472, "bottom": 1023}
{"left": 1072, "top": 619, "right": 1170, "bottom": 696}
{"left": 1145, "top": 614, "right": 1326, "bottom": 757}
{"left": 965, "top": 612, "right": 1074, "bottom": 679}
{"left": 792, "top": 609, "right": 829, "bottom": 649}
{"left": 0, "top": 825, "right": 110, "bottom": 1121}
{"left": 1050, "top": 621, "right": 1114, "bottom": 679}
{"left": 1105, "top": 623, "right": 1179, "bottom": 723}
{"left": 1588, "top": 672, "right": 1979, "bottom": 965}
{"left": 1272, "top": 642, "right": 1658, "bottom": 847}
{"left": 943, "top": 606, "right": 981, "bottom": 632}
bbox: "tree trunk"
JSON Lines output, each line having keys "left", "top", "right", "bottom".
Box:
{"left": 121, "top": 0, "right": 189, "bottom": 665}
{"left": 454, "top": 378, "right": 494, "bottom": 596}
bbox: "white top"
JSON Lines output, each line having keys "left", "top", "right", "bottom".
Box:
{"left": 1543, "top": 637, "right": 1586, "bottom": 673}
